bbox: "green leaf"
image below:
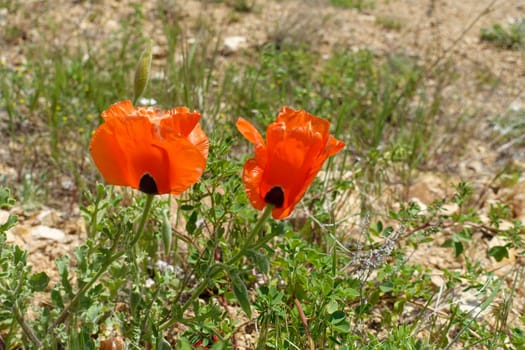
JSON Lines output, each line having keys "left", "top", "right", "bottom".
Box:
{"left": 51, "top": 289, "right": 64, "bottom": 308}
{"left": 246, "top": 249, "right": 269, "bottom": 274}
{"left": 342, "top": 287, "right": 360, "bottom": 299}
{"left": 177, "top": 337, "right": 193, "bottom": 350}
{"left": 186, "top": 211, "right": 198, "bottom": 235}
{"left": 0, "top": 214, "right": 17, "bottom": 232}
{"left": 157, "top": 337, "right": 172, "bottom": 350}
{"left": 29, "top": 271, "right": 49, "bottom": 292}
{"left": 379, "top": 280, "right": 394, "bottom": 293}
{"left": 453, "top": 241, "right": 464, "bottom": 257}
{"left": 210, "top": 342, "right": 226, "bottom": 350}
{"left": 326, "top": 300, "right": 339, "bottom": 314}
{"left": 0, "top": 188, "right": 15, "bottom": 207}
{"left": 488, "top": 245, "right": 509, "bottom": 262}
{"left": 329, "top": 310, "right": 350, "bottom": 333}
{"left": 56, "top": 255, "right": 72, "bottom": 297}
{"left": 13, "top": 245, "right": 27, "bottom": 265}
{"left": 130, "top": 289, "right": 141, "bottom": 317}
{"left": 229, "top": 270, "right": 252, "bottom": 318}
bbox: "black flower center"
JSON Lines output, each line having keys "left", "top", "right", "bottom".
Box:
{"left": 264, "top": 186, "right": 284, "bottom": 208}
{"left": 139, "top": 173, "right": 159, "bottom": 194}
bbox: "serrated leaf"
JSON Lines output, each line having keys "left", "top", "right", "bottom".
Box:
{"left": 0, "top": 214, "right": 17, "bottom": 232}
{"left": 56, "top": 255, "right": 72, "bottom": 297}
{"left": 229, "top": 270, "right": 251, "bottom": 318}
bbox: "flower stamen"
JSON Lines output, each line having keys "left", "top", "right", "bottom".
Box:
{"left": 264, "top": 186, "right": 284, "bottom": 208}
{"left": 139, "top": 173, "right": 159, "bottom": 194}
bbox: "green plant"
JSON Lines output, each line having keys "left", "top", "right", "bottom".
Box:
{"left": 481, "top": 19, "right": 525, "bottom": 49}
{"left": 330, "top": 0, "right": 374, "bottom": 10}
{"left": 376, "top": 16, "right": 403, "bottom": 31}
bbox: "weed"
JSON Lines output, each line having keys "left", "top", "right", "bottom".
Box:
{"left": 330, "top": 0, "right": 374, "bottom": 10}
{"left": 375, "top": 15, "right": 403, "bottom": 31}
{"left": 480, "top": 18, "right": 525, "bottom": 50}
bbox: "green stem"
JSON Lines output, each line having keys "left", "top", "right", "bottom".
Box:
{"left": 130, "top": 194, "right": 154, "bottom": 247}
{"left": 14, "top": 302, "right": 42, "bottom": 348}
{"left": 159, "top": 205, "right": 274, "bottom": 331}
{"left": 52, "top": 194, "right": 154, "bottom": 329}
{"left": 225, "top": 205, "right": 273, "bottom": 266}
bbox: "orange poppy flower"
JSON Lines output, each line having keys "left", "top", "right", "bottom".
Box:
{"left": 236, "top": 106, "right": 345, "bottom": 219}
{"left": 90, "top": 100, "right": 208, "bottom": 195}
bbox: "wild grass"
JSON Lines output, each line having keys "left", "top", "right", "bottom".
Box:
{"left": 0, "top": 0, "right": 524, "bottom": 349}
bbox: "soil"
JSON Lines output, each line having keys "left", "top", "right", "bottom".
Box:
{"left": 1, "top": 0, "right": 525, "bottom": 348}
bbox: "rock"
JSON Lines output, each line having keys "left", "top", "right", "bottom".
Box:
{"left": 409, "top": 197, "right": 428, "bottom": 214}
{"left": 6, "top": 225, "right": 29, "bottom": 246}
{"left": 36, "top": 209, "right": 60, "bottom": 227}
{"left": 455, "top": 288, "right": 491, "bottom": 319}
{"left": 0, "top": 210, "right": 10, "bottom": 225}
{"left": 498, "top": 178, "right": 525, "bottom": 222}
{"left": 430, "top": 272, "right": 445, "bottom": 288}
{"left": 408, "top": 173, "right": 447, "bottom": 204}
{"left": 152, "top": 44, "right": 167, "bottom": 59}
{"left": 440, "top": 203, "right": 458, "bottom": 216}
{"left": 222, "top": 36, "right": 248, "bottom": 55}
{"left": 30, "top": 225, "right": 66, "bottom": 242}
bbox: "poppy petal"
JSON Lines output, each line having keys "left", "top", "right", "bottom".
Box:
{"left": 106, "top": 117, "right": 172, "bottom": 193}
{"left": 89, "top": 122, "right": 133, "bottom": 187}
{"left": 236, "top": 118, "right": 265, "bottom": 146}
{"left": 101, "top": 100, "right": 135, "bottom": 119}
{"left": 162, "top": 137, "right": 207, "bottom": 194}
{"left": 326, "top": 135, "right": 346, "bottom": 156}
{"left": 271, "top": 203, "right": 295, "bottom": 219}
{"left": 237, "top": 108, "right": 344, "bottom": 219}
{"left": 161, "top": 108, "right": 201, "bottom": 138}
{"left": 237, "top": 117, "right": 267, "bottom": 166}
{"left": 276, "top": 107, "right": 330, "bottom": 136}
{"left": 188, "top": 123, "right": 210, "bottom": 160}
{"left": 242, "top": 159, "right": 266, "bottom": 210}
{"left": 91, "top": 101, "right": 209, "bottom": 195}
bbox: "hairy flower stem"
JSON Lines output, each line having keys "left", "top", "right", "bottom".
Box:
{"left": 52, "top": 194, "right": 154, "bottom": 329}
{"left": 160, "top": 205, "right": 274, "bottom": 331}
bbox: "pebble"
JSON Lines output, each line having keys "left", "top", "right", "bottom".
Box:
{"left": 222, "top": 36, "right": 248, "bottom": 55}
{"left": 30, "top": 225, "right": 66, "bottom": 242}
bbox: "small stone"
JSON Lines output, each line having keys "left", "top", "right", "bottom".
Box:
{"left": 409, "top": 197, "right": 428, "bottom": 214}
{"left": 0, "top": 210, "right": 10, "bottom": 225}
{"left": 440, "top": 203, "right": 458, "bottom": 216}
{"left": 430, "top": 273, "right": 445, "bottom": 288}
{"left": 408, "top": 173, "right": 446, "bottom": 204}
{"left": 30, "top": 225, "right": 66, "bottom": 242}
{"left": 36, "top": 209, "right": 60, "bottom": 226}
{"left": 222, "top": 36, "right": 248, "bottom": 55}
